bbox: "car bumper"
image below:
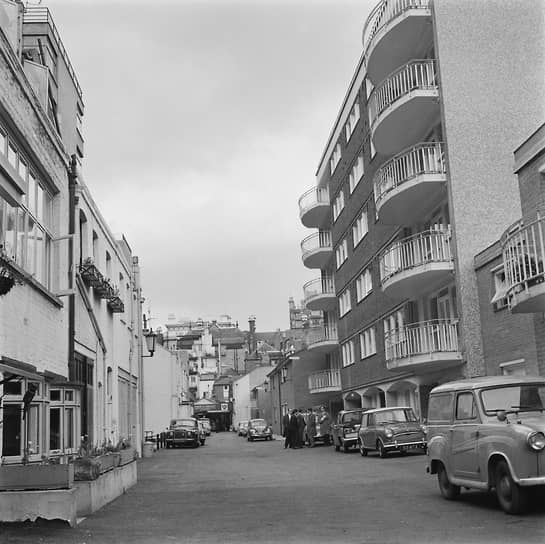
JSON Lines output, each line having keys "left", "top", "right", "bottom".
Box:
{"left": 386, "top": 439, "right": 427, "bottom": 450}
{"left": 166, "top": 438, "right": 199, "bottom": 446}
{"left": 248, "top": 433, "right": 272, "bottom": 440}
{"left": 517, "top": 476, "right": 545, "bottom": 486}
{"left": 342, "top": 436, "right": 358, "bottom": 447}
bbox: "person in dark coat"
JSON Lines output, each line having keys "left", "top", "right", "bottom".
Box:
{"left": 296, "top": 408, "right": 306, "bottom": 448}
{"left": 306, "top": 408, "right": 317, "bottom": 447}
{"left": 282, "top": 410, "right": 291, "bottom": 449}
{"left": 287, "top": 409, "right": 300, "bottom": 449}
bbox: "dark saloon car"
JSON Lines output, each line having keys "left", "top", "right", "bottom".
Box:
{"left": 247, "top": 419, "right": 273, "bottom": 441}
{"left": 357, "top": 407, "right": 426, "bottom": 458}
{"left": 166, "top": 418, "right": 206, "bottom": 448}
{"left": 331, "top": 409, "right": 365, "bottom": 453}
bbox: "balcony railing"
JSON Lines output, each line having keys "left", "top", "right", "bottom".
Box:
{"left": 374, "top": 142, "right": 445, "bottom": 207}
{"left": 385, "top": 319, "right": 459, "bottom": 362}
{"left": 502, "top": 216, "right": 545, "bottom": 300}
{"left": 363, "top": 0, "right": 431, "bottom": 62}
{"left": 308, "top": 369, "right": 341, "bottom": 393}
{"left": 299, "top": 187, "right": 329, "bottom": 215}
{"left": 368, "top": 59, "right": 437, "bottom": 129}
{"left": 379, "top": 229, "right": 452, "bottom": 283}
{"left": 303, "top": 277, "right": 335, "bottom": 300}
{"left": 301, "top": 231, "right": 332, "bottom": 257}
{"left": 306, "top": 325, "right": 338, "bottom": 347}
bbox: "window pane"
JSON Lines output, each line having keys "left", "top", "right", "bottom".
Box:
{"left": 27, "top": 405, "right": 40, "bottom": 455}
{"left": 18, "top": 157, "right": 27, "bottom": 182}
{"left": 28, "top": 173, "right": 36, "bottom": 215}
{"left": 16, "top": 209, "right": 25, "bottom": 265}
{"left": 26, "top": 216, "right": 36, "bottom": 274}
{"left": 50, "top": 407, "right": 61, "bottom": 450}
{"left": 64, "top": 407, "right": 74, "bottom": 449}
{"left": 7, "top": 142, "right": 17, "bottom": 168}
{"left": 0, "top": 128, "right": 6, "bottom": 154}
{"left": 36, "top": 184, "right": 44, "bottom": 222}
{"left": 4, "top": 202, "right": 16, "bottom": 258}
{"left": 35, "top": 227, "right": 45, "bottom": 284}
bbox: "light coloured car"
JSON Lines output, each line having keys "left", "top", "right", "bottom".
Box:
{"left": 199, "top": 418, "right": 211, "bottom": 436}
{"left": 426, "top": 376, "right": 545, "bottom": 514}
{"left": 237, "top": 420, "right": 248, "bottom": 437}
{"left": 247, "top": 419, "right": 273, "bottom": 441}
{"left": 357, "top": 406, "right": 426, "bottom": 457}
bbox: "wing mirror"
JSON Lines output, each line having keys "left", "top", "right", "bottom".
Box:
{"left": 496, "top": 410, "right": 507, "bottom": 422}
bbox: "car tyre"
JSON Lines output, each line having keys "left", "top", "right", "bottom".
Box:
{"left": 377, "top": 440, "right": 388, "bottom": 459}
{"left": 247, "top": 436, "right": 252, "bottom": 442}
{"left": 495, "top": 459, "right": 528, "bottom": 514}
{"left": 359, "top": 439, "right": 368, "bottom": 457}
{"left": 437, "top": 464, "right": 460, "bottom": 500}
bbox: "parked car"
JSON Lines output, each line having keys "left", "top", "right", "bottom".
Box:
{"left": 247, "top": 419, "right": 273, "bottom": 441}
{"left": 166, "top": 418, "right": 206, "bottom": 448}
{"left": 331, "top": 409, "right": 365, "bottom": 453}
{"left": 426, "top": 376, "right": 545, "bottom": 514}
{"left": 198, "top": 418, "right": 211, "bottom": 436}
{"left": 358, "top": 406, "right": 426, "bottom": 458}
{"left": 237, "top": 421, "right": 249, "bottom": 437}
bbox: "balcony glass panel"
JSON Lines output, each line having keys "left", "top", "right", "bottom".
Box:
{"left": 308, "top": 369, "right": 341, "bottom": 393}
{"left": 301, "top": 231, "right": 332, "bottom": 256}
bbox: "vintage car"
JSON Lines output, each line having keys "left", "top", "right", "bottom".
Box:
{"left": 198, "top": 418, "right": 212, "bottom": 436}
{"left": 237, "top": 420, "right": 249, "bottom": 436}
{"left": 331, "top": 409, "right": 365, "bottom": 453}
{"left": 357, "top": 406, "right": 426, "bottom": 458}
{"left": 247, "top": 418, "right": 273, "bottom": 441}
{"left": 165, "top": 418, "right": 205, "bottom": 448}
{"left": 426, "top": 376, "right": 545, "bottom": 514}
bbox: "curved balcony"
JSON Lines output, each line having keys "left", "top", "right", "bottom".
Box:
{"left": 308, "top": 369, "right": 341, "bottom": 394}
{"left": 303, "top": 277, "right": 336, "bottom": 312}
{"left": 299, "top": 187, "right": 330, "bottom": 228}
{"left": 363, "top": 0, "right": 432, "bottom": 85}
{"left": 301, "top": 231, "right": 332, "bottom": 269}
{"left": 379, "top": 230, "right": 454, "bottom": 299}
{"left": 306, "top": 325, "right": 338, "bottom": 354}
{"left": 502, "top": 217, "right": 545, "bottom": 313}
{"left": 374, "top": 142, "right": 447, "bottom": 225}
{"left": 385, "top": 320, "right": 462, "bottom": 372}
{"left": 369, "top": 60, "right": 439, "bottom": 155}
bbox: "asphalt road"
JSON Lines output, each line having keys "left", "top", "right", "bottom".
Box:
{"left": 1, "top": 432, "right": 545, "bottom": 544}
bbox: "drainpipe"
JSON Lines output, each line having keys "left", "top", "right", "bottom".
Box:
{"left": 67, "top": 156, "right": 76, "bottom": 388}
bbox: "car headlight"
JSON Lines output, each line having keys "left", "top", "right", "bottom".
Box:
{"left": 527, "top": 431, "right": 545, "bottom": 451}
{"left": 384, "top": 428, "right": 394, "bottom": 439}
{"left": 250, "top": 429, "right": 256, "bottom": 434}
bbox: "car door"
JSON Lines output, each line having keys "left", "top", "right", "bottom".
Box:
{"left": 361, "top": 413, "right": 375, "bottom": 449}
{"left": 450, "top": 391, "right": 480, "bottom": 479}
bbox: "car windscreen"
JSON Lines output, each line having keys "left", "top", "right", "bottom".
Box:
{"left": 343, "top": 412, "right": 361, "bottom": 425}
{"left": 374, "top": 409, "right": 417, "bottom": 424}
{"left": 250, "top": 420, "right": 266, "bottom": 426}
{"left": 480, "top": 384, "right": 545, "bottom": 415}
{"left": 173, "top": 420, "right": 196, "bottom": 427}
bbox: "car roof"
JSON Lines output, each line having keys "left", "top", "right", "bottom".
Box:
{"left": 363, "top": 406, "right": 412, "bottom": 414}
{"left": 340, "top": 409, "right": 364, "bottom": 414}
{"left": 431, "top": 376, "right": 545, "bottom": 394}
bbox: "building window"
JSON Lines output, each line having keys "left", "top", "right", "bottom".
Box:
{"left": 333, "top": 190, "right": 345, "bottom": 221}
{"left": 335, "top": 239, "right": 348, "bottom": 269}
{"left": 356, "top": 267, "right": 372, "bottom": 302}
{"left": 281, "top": 367, "right": 288, "bottom": 383}
{"left": 341, "top": 340, "right": 355, "bottom": 367}
{"left": 339, "top": 289, "right": 352, "bottom": 317}
{"left": 352, "top": 207, "right": 368, "bottom": 247}
{"left": 360, "top": 327, "right": 376, "bottom": 359}
{"left": 345, "top": 101, "right": 360, "bottom": 142}
{"left": 500, "top": 359, "right": 526, "bottom": 376}
{"left": 329, "top": 143, "right": 342, "bottom": 175}
{"left": 349, "top": 153, "right": 364, "bottom": 194}
{"left": 491, "top": 265, "right": 509, "bottom": 311}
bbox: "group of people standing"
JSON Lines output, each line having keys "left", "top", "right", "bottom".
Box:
{"left": 282, "top": 406, "right": 330, "bottom": 449}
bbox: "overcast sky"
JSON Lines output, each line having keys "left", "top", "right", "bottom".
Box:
{"left": 43, "top": 0, "right": 374, "bottom": 331}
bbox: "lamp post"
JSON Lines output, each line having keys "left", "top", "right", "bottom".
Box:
{"left": 143, "top": 329, "right": 157, "bottom": 358}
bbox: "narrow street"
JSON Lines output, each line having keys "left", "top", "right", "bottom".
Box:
{"left": 1, "top": 432, "right": 545, "bottom": 544}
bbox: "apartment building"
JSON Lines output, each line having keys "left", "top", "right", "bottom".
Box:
{"left": 298, "top": 0, "right": 545, "bottom": 418}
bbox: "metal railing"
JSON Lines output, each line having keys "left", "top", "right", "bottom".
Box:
{"left": 306, "top": 324, "right": 338, "bottom": 347}
{"left": 374, "top": 142, "right": 445, "bottom": 207}
{"left": 308, "top": 369, "right": 341, "bottom": 392}
{"left": 385, "top": 319, "right": 459, "bottom": 362}
{"left": 23, "top": 6, "right": 83, "bottom": 98}
{"left": 303, "top": 277, "right": 335, "bottom": 301}
{"left": 363, "top": 0, "right": 431, "bottom": 62}
{"left": 298, "top": 187, "right": 329, "bottom": 216}
{"left": 368, "top": 59, "right": 437, "bottom": 129}
{"left": 301, "top": 231, "right": 332, "bottom": 258}
{"left": 379, "top": 229, "right": 452, "bottom": 283}
{"left": 502, "top": 216, "right": 545, "bottom": 296}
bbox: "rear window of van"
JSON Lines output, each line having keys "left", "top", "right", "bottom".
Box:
{"left": 428, "top": 393, "right": 453, "bottom": 423}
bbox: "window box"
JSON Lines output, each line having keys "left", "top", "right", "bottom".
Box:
{"left": 107, "top": 295, "right": 125, "bottom": 313}
{"left": 73, "top": 452, "right": 120, "bottom": 481}
{"left": 79, "top": 258, "right": 104, "bottom": 288}
{"left": 0, "top": 463, "right": 74, "bottom": 491}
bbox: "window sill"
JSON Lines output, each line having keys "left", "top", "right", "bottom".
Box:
{"left": 360, "top": 352, "right": 376, "bottom": 361}
{"left": 357, "top": 292, "right": 372, "bottom": 305}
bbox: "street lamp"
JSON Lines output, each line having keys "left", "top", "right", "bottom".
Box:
{"left": 143, "top": 328, "right": 157, "bottom": 358}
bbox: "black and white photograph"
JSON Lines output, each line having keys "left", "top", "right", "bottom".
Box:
{"left": 0, "top": 0, "right": 544, "bottom": 542}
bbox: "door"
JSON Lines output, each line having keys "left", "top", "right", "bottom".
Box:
{"left": 2, "top": 405, "right": 21, "bottom": 456}
{"left": 450, "top": 392, "right": 480, "bottom": 480}
{"left": 361, "top": 413, "right": 377, "bottom": 449}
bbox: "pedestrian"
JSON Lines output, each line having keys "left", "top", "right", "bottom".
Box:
{"left": 282, "top": 410, "right": 291, "bottom": 449}
{"left": 296, "top": 408, "right": 306, "bottom": 448}
{"left": 319, "top": 406, "right": 331, "bottom": 446}
{"left": 288, "top": 409, "right": 300, "bottom": 449}
{"left": 306, "top": 408, "right": 316, "bottom": 447}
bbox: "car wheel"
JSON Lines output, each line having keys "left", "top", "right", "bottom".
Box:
{"left": 377, "top": 440, "right": 388, "bottom": 459}
{"left": 495, "top": 460, "right": 528, "bottom": 514}
{"left": 247, "top": 436, "right": 252, "bottom": 442}
{"left": 195, "top": 441, "right": 200, "bottom": 448}
{"left": 437, "top": 464, "right": 460, "bottom": 500}
{"left": 358, "top": 439, "right": 368, "bottom": 457}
